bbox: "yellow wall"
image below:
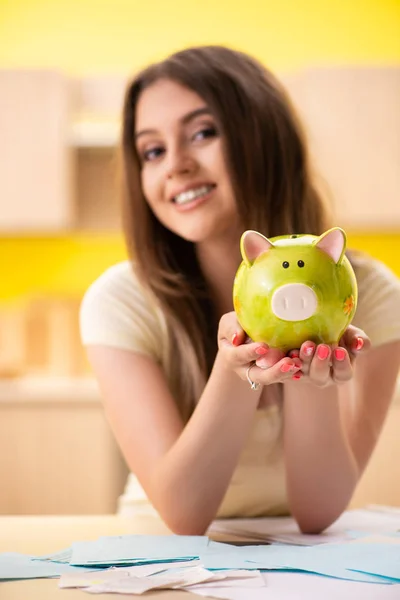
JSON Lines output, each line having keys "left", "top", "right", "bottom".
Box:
{"left": 1, "top": 232, "right": 399, "bottom": 302}
{"left": 0, "top": 235, "right": 126, "bottom": 302}
{"left": 0, "top": 0, "right": 399, "bottom": 301}
{"left": 1, "top": 0, "right": 400, "bottom": 74}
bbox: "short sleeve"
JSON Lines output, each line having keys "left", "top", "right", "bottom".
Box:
{"left": 79, "top": 261, "right": 166, "bottom": 362}
{"left": 352, "top": 256, "right": 400, "bottom": 348}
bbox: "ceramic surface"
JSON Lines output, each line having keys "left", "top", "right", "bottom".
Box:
{"left": 233, "top": 228, "right": 358, "bottom": 352}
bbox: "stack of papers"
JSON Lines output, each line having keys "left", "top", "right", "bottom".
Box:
{"left": 59, "top": 560, "right": 264, "bottom": 595}
{"left": 69, "top": 534, "right": 209, "bottom": 567}
{"left": 0, "top": 552, "right": 86, "bottom": 581}
{"left": 54, "top": 534, "right": 400, "bottom": 596}
{"left": 208, "top": 507, "right": 400, "bottom": 545}
{"left": 1, "top": 508, "right": 400, "bottom": 599}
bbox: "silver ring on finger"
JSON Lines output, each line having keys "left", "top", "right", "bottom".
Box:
{"left": 246, "top": 363, "right": 261, "bottom": 391}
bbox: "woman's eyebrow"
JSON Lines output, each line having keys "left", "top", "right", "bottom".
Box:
{"left": 181, "top": 106, "right": 211, "bottom": 125}
{"left": 135, "top": 107, "right": 211, "bottom": 141}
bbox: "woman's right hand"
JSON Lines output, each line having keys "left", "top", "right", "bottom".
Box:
{"left": 217, "top": 311, "right": 303, "bottom": 387}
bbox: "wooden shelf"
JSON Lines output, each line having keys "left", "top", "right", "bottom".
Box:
{"left": 69, "top": 119, "right": 120, "bottom": 148}
{"left": 0, "top": 376, "right": 100, "bottom": 404}
{"left": 2, "top": 67, "right": 399, "bottom": 233}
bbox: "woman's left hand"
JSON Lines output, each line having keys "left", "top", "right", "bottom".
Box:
{"left": 255, "top": 325, "right": 371, "bottom": 387}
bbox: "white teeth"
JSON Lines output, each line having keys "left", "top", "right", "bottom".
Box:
{"left": 174, "top": 185, "right": 213, "bottom": 205}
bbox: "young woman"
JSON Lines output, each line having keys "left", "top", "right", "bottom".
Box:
{"left": 80, "top": 46, "right": 400, "bottom": 535}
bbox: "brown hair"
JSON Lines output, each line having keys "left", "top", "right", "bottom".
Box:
{"left": 119, "top": 45, "right": 331, "bottom": 418}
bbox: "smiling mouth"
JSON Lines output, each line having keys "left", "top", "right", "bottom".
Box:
{"left": 173, "top": 185, "right": 215, "bottom": 205}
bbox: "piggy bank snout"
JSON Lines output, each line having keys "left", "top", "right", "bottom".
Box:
{"left": 271, "top": 283, "right": 318, "bottom": 322}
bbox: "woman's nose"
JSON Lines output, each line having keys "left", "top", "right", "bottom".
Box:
{"left": 166, "top": 145, "right": 196, "bottom": 179}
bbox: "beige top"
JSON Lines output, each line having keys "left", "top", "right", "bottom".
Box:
{"left": 80, "top": 255, "right": 400, "bottom": 518}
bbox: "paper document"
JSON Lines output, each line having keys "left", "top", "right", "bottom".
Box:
{"left": 208, "top": 508, "right": 400, "bottom": 545}
{"left": 70, "top": 534, "right": 208, "bottom": 567}
{"left": 0, "top": 552, "right": 86, "bottom": 581}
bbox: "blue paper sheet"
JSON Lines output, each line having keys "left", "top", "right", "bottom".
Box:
{"left": 262, "top": 542, "right": 396, "bottom": 584}
{"left": 343, "top": 543, "right": 400, "bottom": 581}
{"left": 70, "top": 534, "right": 209, "bottom": 566}
{"left": 202, "top": 543, "right": 397, "bottom": 584}
{"left": 200, "top": 544, "right": 301, "bottom": 570}
{"left": 0, "top": 552, "right": 87, "bottom": 581}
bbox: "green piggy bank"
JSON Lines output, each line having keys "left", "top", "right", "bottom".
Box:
{"left": 233, "top": 227, "right": 358, "bottom": 353}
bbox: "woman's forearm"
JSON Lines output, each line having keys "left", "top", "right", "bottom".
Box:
{"left": 283, "top": 380, "right": 359, "bottom": 533}
{"left": 150, "top": 352, "right": 261, "bottom": 534}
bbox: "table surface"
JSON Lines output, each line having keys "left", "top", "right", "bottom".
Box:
{"left": 1, "top": 514, "right": 201, "bottom": 599}
{"left": 1, "top": 514, "right": 399, "bottom": 600}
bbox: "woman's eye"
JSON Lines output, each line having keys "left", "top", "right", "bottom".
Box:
{"left": 192, "top": 126, "right": 217, "bottom": 141}
{"left": 142, "top": 146, "right": 165, "bottom": 162}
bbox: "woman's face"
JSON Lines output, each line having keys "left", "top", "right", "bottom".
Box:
{"left": 134, "top": 78, "right": 241, "bottom": 244}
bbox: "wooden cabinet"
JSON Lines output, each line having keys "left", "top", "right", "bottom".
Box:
{"left": 0, "top": 70, "right": 75, "bottom": 232}
{"left": 0, "top": 380, "right": 128, "bottom": 515}
{"left": 284, "top": 67, "right": 400, "bottom": 230}
{"left": 74, "top": 67, "right": 400, "bottom": 232}
{"left": 1, "top": 67, "right": 399, "bottom": 233}
{"left": 69, "top": 74, "right": 126, "bottom": 232}
{"left": 74, "top": 147, "right": 121, "bottom": 231}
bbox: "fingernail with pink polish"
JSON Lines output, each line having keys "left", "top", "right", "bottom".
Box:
{"left": 289, "top": 350, "right": 300, "bottom": 358}
{"left": 304, "top": 344, "right": 315, "bottom": 356}
{"left": 255, "top": 346, "right": 269, "bottom": 356}
{"left": 317, "top": 345, "right": 330, "bottom": 360}
{"left": 292, "top": 373, "right": 302, "bottom": 380}
{"left": 334, "top": 348, "right": 346, "bottom": 361}
{"left": 280, "top": 363, "right": 292, "bottom": 373}
{"left": 354, "top": 337, "right": 364, "bottom": 351}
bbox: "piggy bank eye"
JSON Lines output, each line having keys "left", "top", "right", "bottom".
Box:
{"left": 282, "top": 261, "right": 290, "bottom": 269}
{"left": 297, "top": 260, "right": 305, "bottom": 268}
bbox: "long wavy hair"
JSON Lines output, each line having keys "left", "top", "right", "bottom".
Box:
{"left": 119, "top": 45, "right": 331, "bottom": 419}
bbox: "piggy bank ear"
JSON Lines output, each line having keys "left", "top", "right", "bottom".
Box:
{"left": 314, "top": 227, "right": 347, "bottom": 264}
{"left": 240, "top": 230, "right": 274, "bottom": 266}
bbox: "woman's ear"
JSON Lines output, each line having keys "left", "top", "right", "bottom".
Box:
{"left": 314, "top": 227, "right": 347, "bottom": 264}
{"left": 240, "top": 230, "right": 274, "bottom": 266}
